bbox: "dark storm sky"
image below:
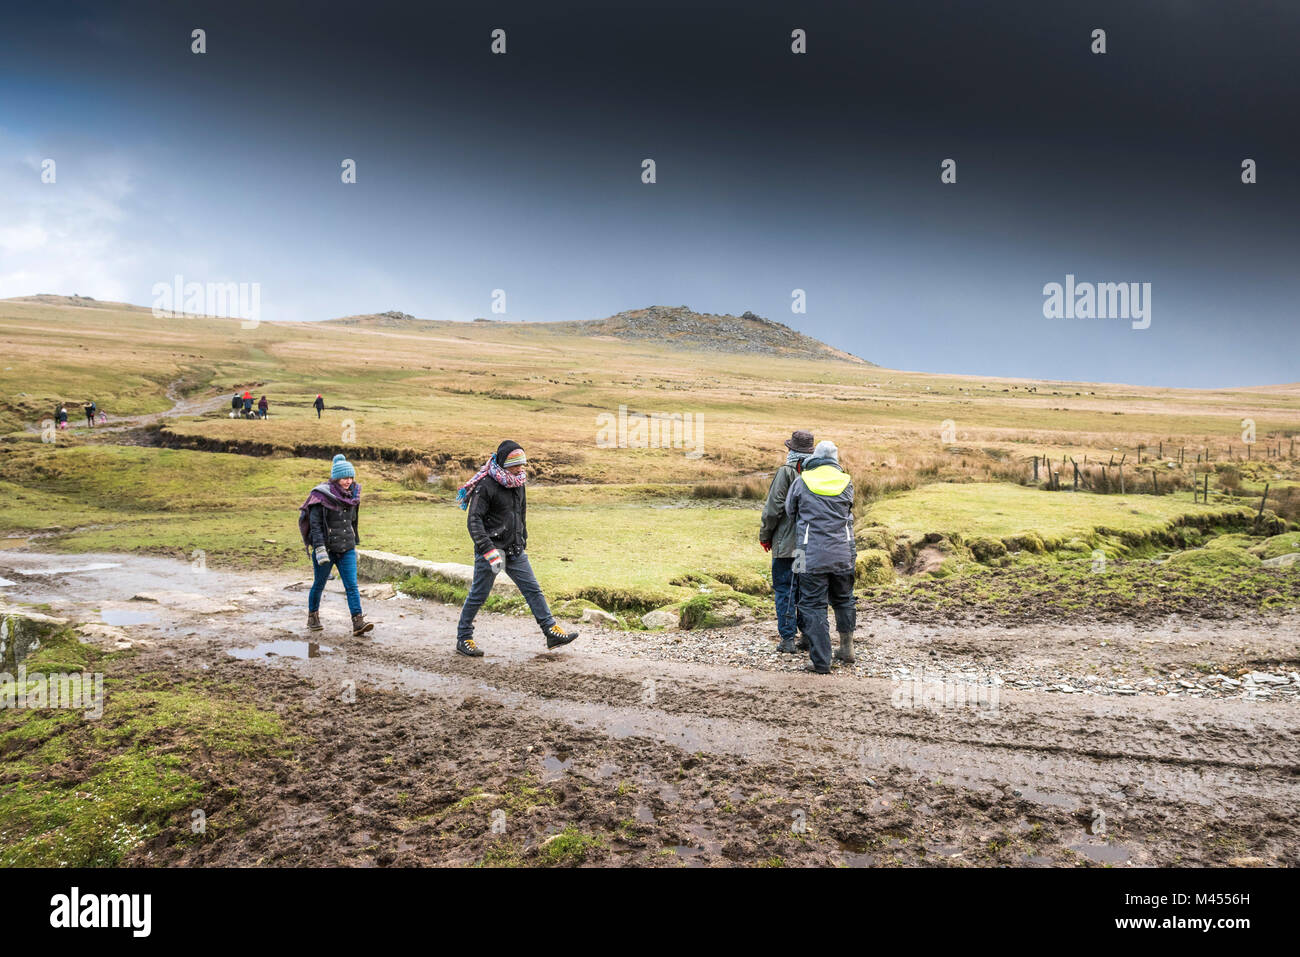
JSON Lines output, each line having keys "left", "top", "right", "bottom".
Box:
{"left": 1, "top": 0, "right": 1296, "bottom": 387}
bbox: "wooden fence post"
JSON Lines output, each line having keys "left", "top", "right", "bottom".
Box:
{"left": 1258, "top": 483, "right": 1270, "bottom": 520}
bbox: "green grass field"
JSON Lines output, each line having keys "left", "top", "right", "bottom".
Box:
{"left": 1, "top": 297, "right": 1297, "bottom": 620}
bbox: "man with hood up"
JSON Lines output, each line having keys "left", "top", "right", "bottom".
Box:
{"left": 783, "top": 439, "right": 857, "bottom": 673}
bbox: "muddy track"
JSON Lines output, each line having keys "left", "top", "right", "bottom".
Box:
{"left": 3, "top": 549, "right": 1298, "bottom": 866}
{"left": 24, "top": 380, "right": 236, "bottom": 438}
{"left": 314, "top": 635, "right": 1300, "bottom": 803}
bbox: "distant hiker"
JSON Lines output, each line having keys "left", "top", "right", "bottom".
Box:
{"left": 56, "top": 405, "right": 68, "bottom": 430}
{"left": 83, "top": 400, "right": 96, "bottom": 428}
{"left": 784, "top": 439, "right": 857, "bottom": 674}
{"left": 242, "top": 391, "right": 254, "bottom": 417}
{"left": 231, "top": 393, "right": 242, "bottom": 416}
{"left": 454, "top": 440, "right": 577, "bottom": 657}
{"left": 761, "top": 429, "right": 814, "bottom": 655}
{"left": 299, "top": 453, "right": 374, "bottom": 637}
{"left": 258, "top": 395, "right": 269, "bottom": 419}
{"left": 314, "top": 394, "right": 325, "bottom": 419}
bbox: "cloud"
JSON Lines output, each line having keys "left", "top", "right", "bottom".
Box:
{"left": 0, "top": 130, "right": 145, "bottom": 302}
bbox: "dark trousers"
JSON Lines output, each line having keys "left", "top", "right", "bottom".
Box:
{"left": 457, "top": 550, "right": 555, "bottom": 641}
{"left": 771, "top": 556, "right": 805, "bottom": 641}
{"left": 796, "top": 571, "right": 857, "bottom": 671}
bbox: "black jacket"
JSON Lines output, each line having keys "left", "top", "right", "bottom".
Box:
{"left": 308, "top": 501, "right": 360, "bottom": 555}
{"left": 313, "top": 396, "right": 325, "bottom": 411}
{"left": 466, "top": 473, "right": 526, "bottom": 556}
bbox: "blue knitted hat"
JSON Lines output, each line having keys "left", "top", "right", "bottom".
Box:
{"left": 331, "top": 453, "right": 355, "bottom": 479}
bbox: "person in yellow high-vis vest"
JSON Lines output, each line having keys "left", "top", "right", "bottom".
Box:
{"left": 783, "top": 440, "right": 856, "bottom": 673}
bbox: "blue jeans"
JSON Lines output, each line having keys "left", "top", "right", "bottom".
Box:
{"left": 772, "top": 556, "right": 805, "bottom": 641}
{"left": 796, "top": 571, "right": 856, "bottom": 671}
{"left": 457, "top": 550, "right": 555, "bottom": 641}
{"left": 308, "top": 548, "right": 362, "bottom": 616}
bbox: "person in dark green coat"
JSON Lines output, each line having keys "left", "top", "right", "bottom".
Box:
{"left": 760, "top": 430, "right": 815, "bottom": 654}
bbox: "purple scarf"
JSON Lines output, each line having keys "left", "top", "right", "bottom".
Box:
{"left": 456, "top": 458, "right": 525, "bottom": 509}
{"left": 301, "top": 480, "right": 361, "bottom": 512}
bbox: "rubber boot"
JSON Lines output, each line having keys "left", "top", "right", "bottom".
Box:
{"left": 833, "top": 632, "right": 855, "bottom": 664}
{"left": 352, "top": 613, "right": 374, "bottom": 636}
{"left": 307, "top": 611, "right": 322, "bottom": 632}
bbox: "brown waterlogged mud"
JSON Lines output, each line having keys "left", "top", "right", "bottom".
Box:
{"left": 1, "top": 549, "right": 1297, "bottom": 867}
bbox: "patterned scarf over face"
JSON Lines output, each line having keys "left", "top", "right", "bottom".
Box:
{"left": 457, "top": 457, "right": 525, "bottom": 510}
{"left": 301, "top": 479, "right": 361, "bottom": 512}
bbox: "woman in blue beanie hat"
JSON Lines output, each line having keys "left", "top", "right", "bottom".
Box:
{"left": 297, "top": 453, "right": 373, "bottom": 636}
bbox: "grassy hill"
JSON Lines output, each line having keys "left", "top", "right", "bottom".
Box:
{"left": 1, "top": 295, "right": 1297, "bottom": 623}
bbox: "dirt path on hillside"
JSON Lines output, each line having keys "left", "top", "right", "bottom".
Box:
{"left": 27, "top": 380, "right": 234, "bottom": 438}
{"left": 2, "top": 549, "right": 1297, "bottom": 867}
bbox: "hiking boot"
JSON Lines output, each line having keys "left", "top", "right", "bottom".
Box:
{"left": 307, "top": 611, "right": 323, "bottom": 632}
{"left": 833, "top": 632, "right": 855, "bottom": 664}
{"left": 543, "top": 622, "right": 579, "bottom": 649}
{"left": 801, "top": 663, "right": 830, "bottom": 675}
{"left": 456, "top": 638, "right": 484, "bottom": 657}
{"left": 775, "top": 638, "right": 797, "bottom": 654}
{"left": 795, "top": 635, "right": 810, "bottom": 652}
{"left": 351, "top": 613, "right": 374, "bottom": 636}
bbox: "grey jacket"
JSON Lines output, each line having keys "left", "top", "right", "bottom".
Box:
{"left": 759, "top": 464, "right": 800, "bottom": 558}
{"left": 783, "top": 463, "right": 856, "bottom": 574}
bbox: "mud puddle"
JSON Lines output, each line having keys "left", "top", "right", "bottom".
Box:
{"left": 24, "top": 561, "right": 122, "bottom": 575}
{"left": 228, "top": 640, "right": 334, "bottom": 660}
{"left": 1069, "top": 841, "right": 1133, "bottom": 864}
{"left": 100, "top": 608, "right": 159, "bottom": 626}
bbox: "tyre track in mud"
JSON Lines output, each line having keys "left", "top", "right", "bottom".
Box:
{"left": 302, "top": 633, "right": 1300, "bottom": 816}
{"left": 8, "top": 548, "right": 1294, "bottom": 813}
{"left": 6, "top": 550, "right": 1299, "bottom": 864}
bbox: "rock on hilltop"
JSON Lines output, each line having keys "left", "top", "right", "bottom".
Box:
{"left": 321, "top": 303, "right": 871, "bottom": 363}
{"left": 558, "top": 305, "right": 871, "bottom": 362}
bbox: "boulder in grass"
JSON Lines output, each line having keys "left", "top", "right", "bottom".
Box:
{"left": 580, "top": 607, "right": 619, "bottom": 626}
{"left": 855, "top": 549, "right": 895, "bottom": 584}
{"left": 0, "top": 605, "right": 70, "bottom": 671}
{"left": 355, "top": 549, "right": 518, "bottom": 596}
{"left": 1261, "top": 552, "right": 1298, "bottom": 568}
{"left": 641, "top": 607, "right": 679, "bottom": 630}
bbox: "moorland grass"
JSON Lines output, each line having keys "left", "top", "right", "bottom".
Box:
{"left": 0, "top": 626, "right": 291, "bottom": 866}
